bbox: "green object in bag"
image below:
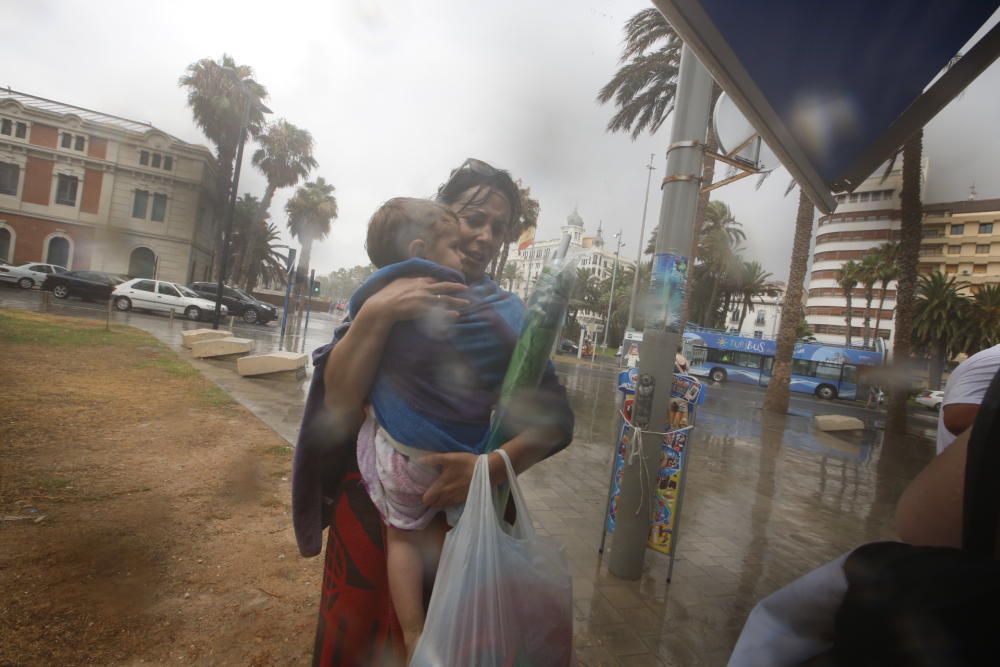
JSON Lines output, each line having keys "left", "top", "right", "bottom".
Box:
{"left": 482, "top": 255, "right": 577, "bottom": 453}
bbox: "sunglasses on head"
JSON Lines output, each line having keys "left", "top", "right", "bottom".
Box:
{"left": 446, "top": 157, "right": 500, "bottom": 184}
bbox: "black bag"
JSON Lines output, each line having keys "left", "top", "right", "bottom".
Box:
{"left": 829, "top": 368, "right": 1000, "bottom": 666}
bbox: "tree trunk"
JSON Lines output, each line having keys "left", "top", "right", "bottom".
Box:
{"left": 679, "top": 106, "right": 720, "bottom": 336}
{"left": 862, "top": 293, "right": 874, "bottom": 349}
{"left": 873, "top": 287, "right": 888, "bottom": 349}
{"left": 764, "top": 189, "right": 814, "bottom": 414}
{"left": 292, "top": 236, "right": 314, "bottom": 310}
{"left": 236, "top": 182, "right": 277, "bottom": 287}
{"left": 886, "top": 129, "right": 924, "bottom": 432}
{"left": 211, "top": 147, "right": 237, "bottom": 281}
{"left": 705, "top": 274, "right": 720, "bottom": 327}
{"left": 929, "top": 341, "right": 946, "bottom": 390}
{"left": 844, "top": 294, "right": 853, "bottom": 348}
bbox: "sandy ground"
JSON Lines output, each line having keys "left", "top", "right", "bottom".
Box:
{"left": 0, "top": 311, "right": 321, "bottom": 666}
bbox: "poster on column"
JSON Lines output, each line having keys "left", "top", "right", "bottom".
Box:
{"left": 647, "top": 252, "right": 687, "bottom": 333}
{"left": 648, "top": 427, "right": 691, "bottom": 555}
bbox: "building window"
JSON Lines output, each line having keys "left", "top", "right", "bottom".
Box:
{"left": 951, "top": 224, "right": 965, "bottom": 235}
{"left": 128, "top": 248, "right": 157, "bottom": 279}
{"left": 974, "top": 264, "right": 987, "bottom": 274}
{"left": 945, "top": 264, "right": 958, "bottom": 274}
{"left": 948, "top": 245, "right": 961, "bottom": 254}
{"left": 0, "top": 162, "right": 18, "bottom": 195}
{"left": 860, "top": 192, "right": 870, "bottom": 202}
{"left": 0, "top": 119, "right": 23, "bottom": 137}
{"left": 753, "top": 331, "right": 763, "bottom": 339}
{"left": 151, "top": 153, "right": 162, "bottom": 169}
{"left": 132, "top": 190, "right": 149, "bottom": 218}
{"left": 755, "top": 311, "right": 766, "bottom": 326}
{"left": 849, "top": 193, "right": 859, "bottom": 203}
{"left": 60, "top": 132, "right": 86, "bottom": 152}
{"left": 976, "top": 244, "right": 990, "bottom": 254}
{"left": 163, "top": 156, "right": 173, "bottom": 171}
{"left": 139, "top": 150, "right": 149, "bottom": 166}
{"left": 55, "top": 174, "right": 78, "bottom": 206}
{"left": 980, "top": 223, "right": 994, "bottom": 234}
{"left": 151, "top": 193, "right": 167, "bottom": 222}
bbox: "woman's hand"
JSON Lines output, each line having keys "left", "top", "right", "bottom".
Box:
{"left": 365, "top": 277, "right": 468, "bottom": 325}
{"left": 420, "top": 452, "right": 483, "bottom": 508}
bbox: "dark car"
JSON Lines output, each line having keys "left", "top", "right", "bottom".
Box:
{"left": 188, "top": 282, "right": 277, "bottom": 324}
{"left": 43, "top": 270, "right": 125, "bottom": 301}
{"left": 558, "top": 338, "right": 579, "bottom": 355}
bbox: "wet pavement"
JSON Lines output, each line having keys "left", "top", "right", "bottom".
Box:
{"left": 2, "top": 287, "right": 938, "bottom": 666}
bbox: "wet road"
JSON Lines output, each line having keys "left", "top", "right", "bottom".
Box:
{"left": 3, "top": 285, "right": 941, "bottom": 665}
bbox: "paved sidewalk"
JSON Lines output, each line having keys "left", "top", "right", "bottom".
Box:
{"left": 1, "top": 291, "right": 937, "bottom": 665}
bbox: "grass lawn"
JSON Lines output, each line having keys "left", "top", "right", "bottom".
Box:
{"left": 0, "top": 310, "right": 320, "bottom": 665}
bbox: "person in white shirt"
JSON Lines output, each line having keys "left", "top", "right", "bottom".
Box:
{"left": 935, "top": 343, "right": 1000, "bottom": 454}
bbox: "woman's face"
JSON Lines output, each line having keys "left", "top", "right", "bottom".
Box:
{"left": 447, "top": 186, "right": 512, "bottom": 281}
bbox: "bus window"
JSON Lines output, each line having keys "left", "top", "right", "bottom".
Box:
{"left": 841, "top": 364, "right": 858, "bottom": 386}
{"left": 733, "top": 352, "right": 763, "bottom": 368}
{"left": 792, "top": 359, "right": 815, "bottom": 377}
{"left": 816, "top": 362, "right": 841, "bottom": 380}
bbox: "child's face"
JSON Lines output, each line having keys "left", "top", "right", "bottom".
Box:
{"left": 422, "top": 223, "right": 465, "bottom": 273}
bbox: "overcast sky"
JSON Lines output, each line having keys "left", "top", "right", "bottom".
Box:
{"left": 6, "top": 1, "right": 1000, "bottom": 282}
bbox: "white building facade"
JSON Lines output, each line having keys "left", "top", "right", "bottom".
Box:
{"left": 804, "top": 167, "right": 902, "bottom": 346}
{"left": 724, "top": 288, "right": 785, "bottom": 339}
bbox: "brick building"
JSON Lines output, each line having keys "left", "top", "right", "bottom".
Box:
{"left": 0, "top": 89, "right": 217, "bottom": 283}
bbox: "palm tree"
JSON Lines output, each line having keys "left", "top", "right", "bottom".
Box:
{"left": 597, "top": 8, "right": 681, "bottom": 139}
{"left": 858, "top": 254, "right": 880, "bottom": 349}
{"left": 764, "top": 189, "right": 815, "bottom": 415}
{"left": 286, "top": 178, "right": 338, "bottom": 304}
{"left": 913, "top": 272, "right": 970, "bottom": 389}
{"left": 886, "top": 130, "right": 924, "bottom": 431}
{"left": 179, "top": 55, "right": 268, "bottom": 279}
{"left": 236, "top": 119, "right": 317, "bottom": 287}
{"left": 247, "top": 222, "right": 291, "bottom": 292}
{"left": 701, "top": 201, "right": 747, "bottom": 247}
{"left": 871, "top": 242, "right": 899, "bottom": 349}
{"left": 960, "top": 284, "right": 1000, "bottom": 353}
{"left": 735, "top": 261, "right": 779, "bottom": 331}
{"left": 838, "top": 260, "right": 862, "bottom": 348}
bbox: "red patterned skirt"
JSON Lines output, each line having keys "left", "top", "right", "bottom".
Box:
{"left": 312, "top": 471, "right": 404, "bottom": 667}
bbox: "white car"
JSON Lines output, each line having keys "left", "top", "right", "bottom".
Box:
{"left": 112, "top": 278, "right": 227, "bottom": 321}
{"left": 0, "top": 262, "right": 68, "bottom": 289}
{"left": 914, "top": 389, "right": 945, "bottom": 411}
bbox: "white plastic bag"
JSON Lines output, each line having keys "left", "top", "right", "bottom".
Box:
{"left": 410, "top": 450, "right": 574, "bottom": 667}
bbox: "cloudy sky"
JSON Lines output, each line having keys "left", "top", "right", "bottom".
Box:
{"left": 6, "top": 1, "right": 1000, "bottom": 281}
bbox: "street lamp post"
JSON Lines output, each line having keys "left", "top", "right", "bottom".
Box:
{"left": 626, "top": 154, "right": 657, "bottom": 331}
{"left": 602, "top": 231, "right": 624, "bottom": 349}
{"left": 212, "top": 78, "right": 271, "bottom": 330}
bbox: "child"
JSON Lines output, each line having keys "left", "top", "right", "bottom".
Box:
{"left": 349, "top": 197, "right": 523, "bottom": 658}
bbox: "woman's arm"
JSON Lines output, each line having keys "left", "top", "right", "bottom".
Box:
{"left": 322, "top": 277, "right": 467, "bottom": 431}
{"left": 895, "top": 429, "right": 970, "bottom": 548}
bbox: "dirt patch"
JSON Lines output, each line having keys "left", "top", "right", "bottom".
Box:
{"left": 0, "top": 311, "right": 321, "bottom": 665}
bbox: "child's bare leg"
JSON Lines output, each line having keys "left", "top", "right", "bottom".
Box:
{"left": 387, "top": 525, "right": 427, "bottom": 657}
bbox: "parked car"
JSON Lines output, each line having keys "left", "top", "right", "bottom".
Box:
{"left": 112, "top": 278, "right": 227, "bottom": 321}
{"left": 188, "top": 282, "right": 277, "bottom": 324}
{"left": 0, "top": 262, "right": 68, "bottom": 289}
{"left": 914, "top": 389, "right": 945, "bottom": 411}
{"left": 42, "top": 270, "right": 126, "bottom": 301}
{"left": 557, "top": 338, "right": 579, "bottom": 355}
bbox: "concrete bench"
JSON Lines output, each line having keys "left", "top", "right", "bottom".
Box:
{"left": 814, "top": 414, "right": 864, "bottom": 432}
{"left": 181, "top": 328, "right": 231, "bottom": 349}
{"left": 237, "top": 351, "right": 308, "bottom": 378}
{"left": 190, "top": 337, "right": 254, "bottom": 359}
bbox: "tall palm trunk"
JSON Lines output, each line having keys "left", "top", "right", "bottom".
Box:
{"left": 705, "top": 273, "right": 720, "bottom": 327}
{"left": 211, "top": 147, "right": 237, "bottom": 281}
{"left": 873, "top": 284, "right": 889, "bottom": 347}
{"left": 886, "top": 129, "right": 924, "bottom": 432}
{"left": 764, "top": 190, "right": 814, "bottom": 414}
{"left": 237, "top": 182, "right": 277, "bottom": 288}
{"left": 843, "top": 293, "right": 854, "bottom": 348}
{"left": 292, "top": 234, "right": 314, "bottom": 309}
{"left": 861, "top": 292, "right": 874, "bottom": 349}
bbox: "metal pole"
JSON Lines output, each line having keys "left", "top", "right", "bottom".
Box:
{"left": 626, "top": 154, "right": 657, "bottom": 331}
{"left": 301, "top": 269, "right": 315, "bottom": 354}
{"left": 213, "top": 104, "right": 250, "bottom": 330}
{"left": 608, "top": 45, "right": 714, "bottom": 581}
{"left": 602, "top": 231, "right": 623, "bottom": 349}
{"left": 278, "top": 248, "right": 297, "bottom": 351}
{"left": 577, "top": 327, "right": 585, "bottom": 360}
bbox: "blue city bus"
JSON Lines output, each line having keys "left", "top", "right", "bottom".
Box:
{"left": 682, "top": 328, "right": 885, "bottom": 400}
